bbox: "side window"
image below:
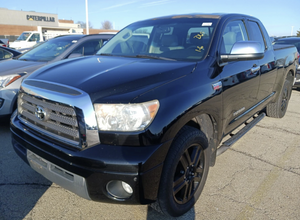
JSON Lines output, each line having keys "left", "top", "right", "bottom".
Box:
{"left": 221, "top": 20, "right": 248, "bottom": 54}
{"left": 248, "top": 21, "right": 266, "bottom": 49}
{"left": 70, "top": 39, "right": 104, "bottom": 56}
{"left": 0, "top": 49, "right": 13, "bottom": 60}
{"left": 128, "top": 27, "right": 151, "bottom": 54}
{"left": 29, "top": 33, "right": 40, "bottom": 42}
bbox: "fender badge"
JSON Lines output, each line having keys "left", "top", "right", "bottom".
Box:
{"left": 212, "top": 82, "right": 222, "bottom": 90}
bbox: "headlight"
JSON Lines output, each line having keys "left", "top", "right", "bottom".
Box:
{"left": 0, "top": 74, "right": 23, "bottom": 89}
{"left": 94, "top": 100, "right": 159, "bottom": 131}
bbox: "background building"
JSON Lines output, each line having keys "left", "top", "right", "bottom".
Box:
{"left": 0, "top": 8, "right": 117, "bottom": 42}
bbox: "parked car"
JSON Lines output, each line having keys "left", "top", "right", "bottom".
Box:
{"left": 0, "top": 46, "right": 22, "bottom": 61}
{"left": 0, "top": 34, "right": 114, "bottom": 117}
{"left": 9, "top": 27, "right": 83, "bottom": 50}
{"left": 0, "top": 39, "right": 9, "bottom": 47}
{"left": 18, "top": 41, "right": 45, "bottom": 53}
{"left": 274, "top": 37, "right": 300, "bottom": 88}
{"left": 11, "top": 14, "right": 298, "bottom": 217}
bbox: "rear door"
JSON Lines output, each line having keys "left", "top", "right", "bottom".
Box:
{"left": 219, "top": 18, "right": 261, "bottom": 135}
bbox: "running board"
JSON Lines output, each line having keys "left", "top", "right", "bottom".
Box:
{"left": 216, "top": 113, "right": 266, "bottom": 156}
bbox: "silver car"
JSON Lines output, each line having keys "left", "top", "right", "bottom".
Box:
{"left": 0, "top": 34, "right": 114, "bottom": 117}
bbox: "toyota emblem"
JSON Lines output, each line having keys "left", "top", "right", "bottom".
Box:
{"left": 35, "top": 106, "right": 47, "bottom": 121}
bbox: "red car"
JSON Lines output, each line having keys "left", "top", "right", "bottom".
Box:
{"left": 0, "top": 39, "right": 9, "bottom": 47}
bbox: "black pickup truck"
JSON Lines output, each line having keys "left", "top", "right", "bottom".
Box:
{"left": 11, "top": 13, "right": 298, "bottom": 217}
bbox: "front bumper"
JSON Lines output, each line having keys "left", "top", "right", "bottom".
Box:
{"left": 11, "top": 114, "right": 172, "bottom": 204}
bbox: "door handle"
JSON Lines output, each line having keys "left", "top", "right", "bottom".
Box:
{"left": 251, "top": 65, "right": 260, "bottom": 73}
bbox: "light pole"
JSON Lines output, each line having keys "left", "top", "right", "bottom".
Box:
{"left": 85, "top": 0, "right": 89, "bottom": 35}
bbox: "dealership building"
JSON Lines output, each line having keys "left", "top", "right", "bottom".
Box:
{"left": 0, "top": 8, "right": 115, "bottom": 42}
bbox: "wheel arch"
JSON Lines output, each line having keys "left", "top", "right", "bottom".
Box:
{"left": 169, "top": 113, "right": 220, "bottom": 167}
{"left": 272, "top": 68, "right": 294, "bottom": 103}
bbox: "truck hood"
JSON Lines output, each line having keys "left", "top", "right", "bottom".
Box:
{"left": 10, "top": 41, "right": 26, "bottom": 49}
{"left": 0, "top": 59, "right": 46, "bottom": 76}
{"left": 27, "top": 56, "right": 197, "bottom": 102}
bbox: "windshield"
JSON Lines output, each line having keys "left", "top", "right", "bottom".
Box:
{"left": 16, "top": 32, "right": 31, "bottom": 41}
{"left": 18, "top": 38, "right": 76, "bottom": 62}
{"left": 97, "top": 18, "right": 218, "bottom": 61}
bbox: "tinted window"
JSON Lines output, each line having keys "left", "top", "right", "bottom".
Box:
{"left": 221, "top": 20, "right": 249, "bottom": 54}
{"left": 70, "top": 39, "right": 106, "bottom": 56}
{"left": 0, "top": 48, "right": 13, "bottom": 60}
{"left": 248, "top": 21, "right": 265, "bottom": 49}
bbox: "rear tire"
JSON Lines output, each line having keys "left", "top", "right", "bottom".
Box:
{"left": 266, "top": 75, "right": 293, "bottom": 118}
{"left": 151, "top": 126, "right": 210, "bottom": 217}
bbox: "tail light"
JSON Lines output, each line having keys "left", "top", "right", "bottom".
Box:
{"left": 3, "top": 44, "right": 6, "bottom": 47}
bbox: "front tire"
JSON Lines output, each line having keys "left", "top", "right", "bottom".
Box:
{"left": 152, "top": 126, "right": 210, "bottom": 217}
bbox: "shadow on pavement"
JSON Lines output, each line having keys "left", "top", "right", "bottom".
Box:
{"left": 147, "top": 205, "right": 195, "bottom": 219}
{"left": 0, "top": 118, "right": 51, "bottom": 220}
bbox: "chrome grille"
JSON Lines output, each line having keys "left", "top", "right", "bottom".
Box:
{"left": 18, "top": 92, "right": 80, "bottom": 147}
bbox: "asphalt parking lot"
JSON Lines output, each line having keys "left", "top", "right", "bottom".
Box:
{"left": 0, "top": 90, "right": 299, "bottom": 220}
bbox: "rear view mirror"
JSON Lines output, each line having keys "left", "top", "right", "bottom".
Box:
{"left": 220, "top": 41, "right": 264, "bottom": 62}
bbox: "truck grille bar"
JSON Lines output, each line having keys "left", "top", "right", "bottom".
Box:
{"left": 18, "top": 92, "right": 81, "bottom": 147}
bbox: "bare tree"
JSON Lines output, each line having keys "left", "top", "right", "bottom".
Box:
{"left": 76, "top": 21, "right": 93, "bottom": 29}
{"left": 101, "top": 20, "right": 113, "bottom": 30}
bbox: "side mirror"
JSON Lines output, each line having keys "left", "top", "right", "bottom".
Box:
{"left": 68, "top": 53, "right": 83, "bottom": 59}
{"left": 220, "top": 41, "right": 264, "bottom": 62}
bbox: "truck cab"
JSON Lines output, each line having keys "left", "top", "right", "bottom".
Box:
{"left": 9, "top": 31, "right": 43, "bottom": 50}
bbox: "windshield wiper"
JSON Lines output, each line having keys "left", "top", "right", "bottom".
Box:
{"left": 99, "top": 53, "right": 175, "bottom": 61}
{"left": 134, "top": 55, "right": 176, "bottom": 61}
{"left": 99, "top": 53, "right": 114, "bottom": 56}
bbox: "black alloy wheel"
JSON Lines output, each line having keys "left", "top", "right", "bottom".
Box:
{"left": 173, "top": 143, "right": 205, "bottom": 204}
{"left": 151, "top": 126, "right": 210, "bottom": 217}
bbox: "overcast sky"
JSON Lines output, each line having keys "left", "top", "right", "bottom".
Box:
{"left": 1, "top": 0, "right": 299, "bottom": 36}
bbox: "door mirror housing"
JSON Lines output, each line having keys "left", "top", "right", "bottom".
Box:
{"left": 220, "top": 41, "right": 264, "bottom": 63}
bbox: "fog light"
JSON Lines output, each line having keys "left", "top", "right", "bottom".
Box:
{"left": 122, "top": 181, "right": 133, "bottom": 194}
{"left": 0, "top": 98, "right": 3, "bottom": 108}
{"left": 106, "top": 180, "right": 133, "bottom": 200}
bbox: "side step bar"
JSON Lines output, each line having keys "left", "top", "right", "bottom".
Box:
{"left": 216, "top": 113, "right": 266, "bottom": 156}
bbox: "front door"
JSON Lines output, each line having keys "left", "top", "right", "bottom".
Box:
{"left": 219, "top": 19, "right": 261, "bottom": 135}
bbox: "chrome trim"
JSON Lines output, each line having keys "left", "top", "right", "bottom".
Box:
{"left": 233, "top": 92, "right": 275, "bottom": 122}
{"left": 231, "top": 41, "right": 264, "bottom": 54}
{"left": 20, "top": 79, "right": 100, "bottom": 148}
{"left": 27, "top": 150, "right": 91, "bottom": 200}
{"left": 212, "top": 81, "right": 222, "bottom": 90}
{"left": 233, "top": 107, "right": 245, "bottom": 117}
{"left": 24, "top": 80, "right": 82, "bottom": 96}
{"left": 19, "top": 116, "right": 80, "bottom": 146}
{"left": 251, "top": 66, "right": 260, "bottom": 73}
